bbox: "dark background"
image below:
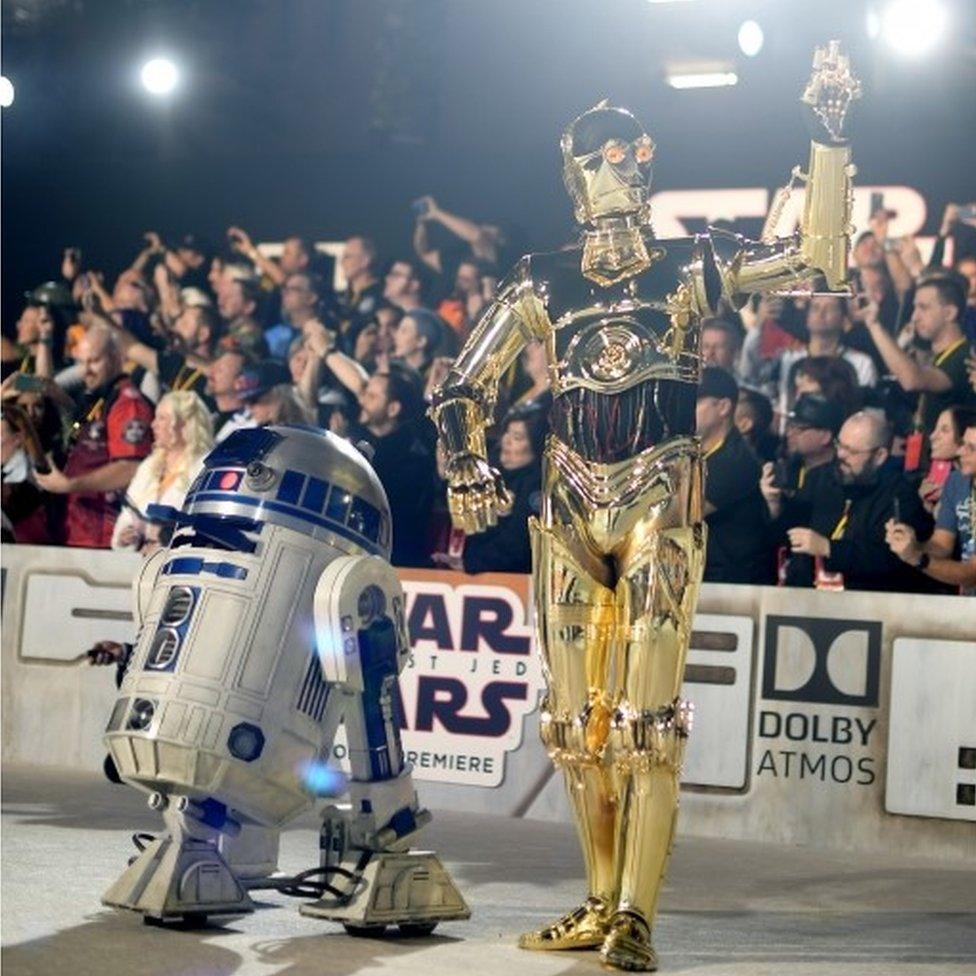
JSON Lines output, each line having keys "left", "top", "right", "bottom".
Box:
{"left": 3, "top": 0, "right": 975, "bottom": 327}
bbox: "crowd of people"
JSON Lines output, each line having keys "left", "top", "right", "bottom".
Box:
{"left": 3, "top": 198, "right": 975, "bottom": 595}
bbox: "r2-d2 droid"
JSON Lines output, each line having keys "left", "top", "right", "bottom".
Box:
{"left": 103, "top": 425, "right": 469, "bottom": 933}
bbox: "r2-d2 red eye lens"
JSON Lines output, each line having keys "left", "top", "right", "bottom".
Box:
{"left": 219, "top": 470, "right": 242, "bottom": 490}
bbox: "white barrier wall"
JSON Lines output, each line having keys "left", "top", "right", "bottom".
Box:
{"left": 2, "top": 544, "right": 973, "bottom": 859}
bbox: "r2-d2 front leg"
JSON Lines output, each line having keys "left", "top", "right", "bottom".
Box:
{"left": 300, "top": 555, "right": 470, "bottom": 935}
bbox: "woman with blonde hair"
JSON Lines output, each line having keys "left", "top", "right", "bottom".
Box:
{"left": 112, "top": 390, "right": 214, "bottom": 553}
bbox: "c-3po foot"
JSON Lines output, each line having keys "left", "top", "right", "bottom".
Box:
{"left": 518, "top": 896, "right": 611, "bottom": 951}
{"left": 599, "top": 911, "right": 658, "bottom": 972}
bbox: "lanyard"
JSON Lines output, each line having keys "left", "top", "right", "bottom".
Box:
{"left": 174, "top": 364, "right": 202, "bottom": 391}
{"left": 703, "top": 436, "right": 726, "bottom": 460}
{"left": 915, "top": 337, "right": 968, "bottom": 429}
{"left": 69, "top": 397, "right": 105, "bottom": 443}
{"left": 798, "top": 465, "right": 807, "bottom": 490}
{"left": 830, "top": 499, "right": 852, "bottom": 541}
{"left": 934, "top": 337, "right": 967, "bottom": 368}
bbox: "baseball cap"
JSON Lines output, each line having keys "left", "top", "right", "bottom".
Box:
{"left": 787, "top": 394, "right": 846, "bottom": 435}
{"left": 24, "top": 280, "right": 76, "bottom": 309}
{"left": 234, "top": 361, "right": 291, "bottom": 403}
{"left": 697, "top": 366, "right": 739, "bottom": 405}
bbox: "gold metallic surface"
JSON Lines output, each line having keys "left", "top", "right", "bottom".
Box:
{"left": 601, "top": 912, "right": 658, "bottom": 972}
{"left": 518, "top": 897, "right": 612, "bottom": 951}
{"left": 799, "top": 142, "right": 857, "bottom": 291}
{"left": 431, "top": 51, "right": 857, "bottom": 968}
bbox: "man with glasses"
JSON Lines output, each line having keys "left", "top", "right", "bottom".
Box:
{"left": 786, "top": 410, "right": 938, "bottom": 591}
{"left": 265, "top": 272, "right": 325, "bottom": 360}
{"left": 886, "top": 414, "right": 976, "bottom": 594}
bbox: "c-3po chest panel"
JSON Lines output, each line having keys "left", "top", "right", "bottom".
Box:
{"left": 532, "top": 237, "right": 708, "bottom": 397}
{"left": 528, "top": 239, "right": 709, "bottom": 464}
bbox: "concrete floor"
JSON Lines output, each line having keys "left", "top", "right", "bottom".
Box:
{"left": 2, "top": 765, "right": 974, "bottom": 976}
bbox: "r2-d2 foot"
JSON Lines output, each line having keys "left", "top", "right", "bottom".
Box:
{"left": 299, "top": 551, "right": 469, "bottom": 934}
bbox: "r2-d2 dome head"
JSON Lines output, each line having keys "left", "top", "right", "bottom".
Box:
{"left": 182, "top": 425, "right": 392, "bottom": 560}
{"left": 561, "top": 101, "right": 655, "bottom": 227}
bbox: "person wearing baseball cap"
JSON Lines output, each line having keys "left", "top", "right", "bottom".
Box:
{"left": 760, "top": 393, "right": 848, "bottom": 583}
{"left": 696, "top": 367, "right": 773, "bottom": 584}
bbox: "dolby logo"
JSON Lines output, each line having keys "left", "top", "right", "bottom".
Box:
{"left": 762, "top": 616, "right": 882, "bottom": 707}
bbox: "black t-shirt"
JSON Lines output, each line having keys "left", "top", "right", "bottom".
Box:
{"left": 704, "top": 427, "right": 773, "bottom": 585}
{"left": 462, "top": 461, "right": 541, "bottom": 575}
{"left": 774, "top": 459, "right": 838, "bottom": 587}
{"left": 919, "top": 338, "right": 973, "bottom": 432}
{"left": 157, "top": 351, "right": 210, "bottom": 399}
{"left": 367, "top": 418, "right": 438, "bottom": 568}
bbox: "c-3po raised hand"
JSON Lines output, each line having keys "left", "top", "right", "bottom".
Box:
{"left": 431, "top": 43, "right": 859, "bottom": 972}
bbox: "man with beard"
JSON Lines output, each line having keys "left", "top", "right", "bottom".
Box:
{"left": 35, "top": 325, "right": 154, "bottom": 547}
{"left": 359, "top": 362, "right": 436, "bottom": 567}
{"left": 786, "top": 410, "right": 937, "bottom": 591}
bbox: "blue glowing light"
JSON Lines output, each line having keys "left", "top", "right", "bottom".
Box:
{"left": 300, "top": 759, "right": 348, "bottom": 797}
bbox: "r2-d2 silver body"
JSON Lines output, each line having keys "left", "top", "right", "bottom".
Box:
{"left": 102, "top": 425, "right": 468, "bottom": 931}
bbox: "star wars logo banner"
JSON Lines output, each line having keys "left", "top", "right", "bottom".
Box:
{"left": 757, "top": 615, "right": 882, "bottom": 788}
{"left": 332, "top": 569, "right": 543, "bottom": 788}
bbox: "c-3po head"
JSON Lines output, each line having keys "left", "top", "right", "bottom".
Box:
{"left": 561, "top": 100, "right": 655, "bottom": 227}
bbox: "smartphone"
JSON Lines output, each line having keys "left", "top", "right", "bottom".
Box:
{"left": 772, "top": 459, "right": 792, "bottom": 490}
{"left": 13, "top": 374, "right": 46, "bottom": 394}
{"left": 411, "top": 198, "right": 431, "bottom": 218}
{"left": 928, "top": 459, "right": 953, "bottom": 486}
{"left": 957, "top": 203, "right": 976, "bottom": 222}
{"left": 892, "top": 496, "right": 901, "bottom": 523}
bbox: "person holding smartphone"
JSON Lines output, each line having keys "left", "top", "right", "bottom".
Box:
{"left": 760, "top": 394, "right": 845, "bottom": 584}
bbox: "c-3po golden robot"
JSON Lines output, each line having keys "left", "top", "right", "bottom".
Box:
{"left": 431, "top": 43, "right": 860, "bottom": 971}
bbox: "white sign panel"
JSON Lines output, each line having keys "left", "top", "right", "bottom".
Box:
{"left": 682, "top": 614, "right": 754, "bottom": 790}
{"left": 886, "top": 638, "right": 976, "bottom": 823}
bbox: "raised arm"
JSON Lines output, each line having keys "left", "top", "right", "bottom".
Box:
{"left": 429, "top": 256, "right": 546, "bottom": 533}
{"left": 714, "top": 42, "right": 861, "bottom": 303}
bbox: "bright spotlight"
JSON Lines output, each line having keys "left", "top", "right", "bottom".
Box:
{"left": 140, "top": 57, "right": 179, "bottom": 96}
{"left": 865, "top": 6, "right": 881, "bottom": 40}
{"left": 0, "top": 76, "right": 14, "bottom": 108}
{"left": 881, "top": 0, "right": 947, "bottom": 57}
{"left": 666, "top": 71, "right": 739, "bottom": 90}
{"left": 738, "top": 20, "right": 764, "bottom": 58}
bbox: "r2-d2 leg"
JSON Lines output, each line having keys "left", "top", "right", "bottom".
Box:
{"left": 300, "top": 555, "right": 469, "bottom": 934}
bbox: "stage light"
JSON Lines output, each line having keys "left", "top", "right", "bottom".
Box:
{"left": 666, "top": 71, "right": 739, "bottom": 90}
{"left": 0, "top": 76, "right": 14, "bottom": 108}
{"left": 865, "top": 6, "right": 881, "bottom": 39}
{"left": 140, "top": 57, "right": 179, "bottom": 96}
{"left": 738, "top": 20, "right": 764, "bottom": 58}
{"left": 881, "top": 0, "right": 947, "bottom": 56}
